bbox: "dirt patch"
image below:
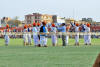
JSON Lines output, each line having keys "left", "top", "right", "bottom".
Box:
{"left": 93, "top": 54, "right": 100, "bottom": 67}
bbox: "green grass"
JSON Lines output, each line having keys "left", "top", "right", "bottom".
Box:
{"left": 0, "top": 38, "right": 100, "bottom": 46}
{"left": 0, "top": 38, "right": 100, "bottom": 67}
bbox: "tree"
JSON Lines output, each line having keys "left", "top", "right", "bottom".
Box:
{"left": 7, "top": 20, "right": 21, "bottom": 27}
{"left": 13, "top": 16, "right": 19, "bottom": 20}
{"left": 14, "top": 20, "right": 21, "bottom": 26}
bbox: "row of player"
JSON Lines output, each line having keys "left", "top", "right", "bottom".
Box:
{"left": 4, "top": 21, "right": 91, "bottom": 46}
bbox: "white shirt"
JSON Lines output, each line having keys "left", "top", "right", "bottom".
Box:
{"left": 32, "top": 27, "right": 38, "bottom": 35}
{"left": 86, "top": 27, "right": 90, "bottom": 32}
{"left": 85, "top": 26, "right": 90, "bottom": 32}
{"left": 75, "top": 26, "right": 79, "bottom": 32}
{"left": 36, "top": 26, "right": 40, "bottom": 32}
{"left": 51, "top": 27, "right": 57, "bottom": 33}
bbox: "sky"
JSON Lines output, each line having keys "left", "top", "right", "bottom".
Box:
{"left": 0, "top": 0, "right": 100, "bottom": 21}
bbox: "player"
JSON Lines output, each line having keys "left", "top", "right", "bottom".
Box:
{"left": 37, "top": 22, "right": 41, "bottom": 46}
{"left": 27, "top": 24, "right": 32, "bottom": 45}
{"left": 82, "top": 23, "right": 88, "bottom": 45}
{"left": 66, "top": 25, "right": 70, "bottom": 45}
{"left": 57, "top": 23, "right": 66, "bottom": 46}
{"left": 40, "top": 21, "right": 48, "bottom": 47}
{"left": 75, "top": 23, "right": 80, "bottom": 46}
{"left": 4, "top": 24, "right": 10, "bottom": 46}
{"left": 84, "top": 23, "right": 91, "bottom": 45}
{"left": 32, "top": 22, "right": 39, "bottom": 47}
{"left": 87, "top": 23, "right": 91, "bottom": 45}
{"left": 51, "top": 23, "right": 57, "bottom": 46}
{"left": 23, "top": 24, "right": 28, "bottom": 46}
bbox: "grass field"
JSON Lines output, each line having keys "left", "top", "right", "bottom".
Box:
{"left": 0, "top": 38, "right": 100, "bottom": 67}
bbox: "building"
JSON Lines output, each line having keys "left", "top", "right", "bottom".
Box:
{"left": 65, "top": 18, "right": 75, "bottom": 24}
{"left": 25, "top": 13, "right": 55, "bottom": 24}
{"left": 52, "top": 15, "right": 57, "bottom": 23}
{"left": 25, "top": 14, "right": 34, "bottom": 24}
{"left": 25, "top": 13, "right": 41, "bottom": 24}
{"left": 57, "top": 17, "right": 65, "bottom": 23}
{"left": 41, "top": 14, "right": 53, "bottom": 23}
{"left": 52, "top": 16, "right": 66, "bottom": 23}
{"left": 82, "top": 18, "right": 93, "bottom": 23}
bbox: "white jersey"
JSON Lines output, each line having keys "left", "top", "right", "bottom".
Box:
{"left": 84, "top": 25, "right": 89, "bottom": 32}
{"left": 37, "top": 26, "right": 40, "bottom": 32}
{"left": 84, "top": 26, "right": 90, "bottom": 32}
{"left": 86, "top": 27, "right": 91, "bottom": 35}
{"left": 84, "top": 26, "right": 91, "bottom": 44}
{"left": 4, "top": 29, "right": 10, "bottom": 41}
{"left": 27, "top": 28, "right": 32, "bottom": 43}
{"left": 51, "top": 27, "right": 57, "bottom": 44}
{"left": 32, "top": 27, "right": 38, "bottom": 35}
{"left": 51, "top": 27, "right": 57, "bottom": 33}
{"left": 75, "top": 26, "right": 79, "bottom": 43}
{"left": 4, "top": 29, "right": 10, "bottom": 45}
{"left": 87, "top": 27, "right": 90, "bottom": 32}
{"left": 23, "top": 29, "right": 28, "bottom": 42}
{"left": 75, "top": 26, "right": 79, "bottom": 32}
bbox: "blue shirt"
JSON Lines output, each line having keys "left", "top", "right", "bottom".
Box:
{"left": 57, "top": 26, "right": 66, "bottom": 32}
{"left": 43, "top": 26, "right": 46, "bottom": 32}
{"left": 28, "top": 28, "right": 31, "bottom": 32}
{"left": 40, "top": 26, "right": 48, "bottom": 36}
